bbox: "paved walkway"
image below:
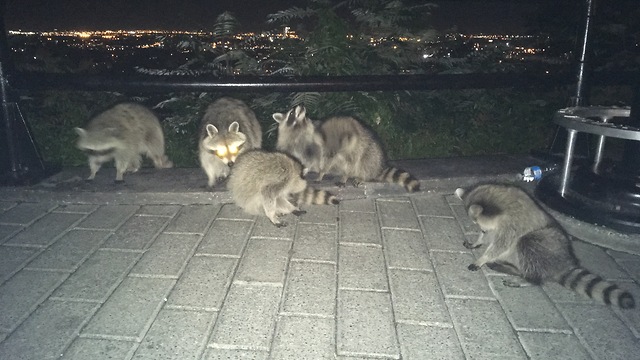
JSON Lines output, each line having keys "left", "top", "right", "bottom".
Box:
{"left": 0, "top": 156, "right": 639, "bottom": 360}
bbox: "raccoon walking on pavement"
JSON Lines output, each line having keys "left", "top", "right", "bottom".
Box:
{"left": 227, "top": 149, "right": 339, "bottom": 227}
{"left": 199, "top": 97, "right": 262, "bottom": 187}
{"left": 74, "top": 103, "right": 173, "bottom": 182}
{"left": 455, "top": 183, "right": 635, "bottom": 309}
{"left": 272, "top": 105, "right": 420, "bottom": 192}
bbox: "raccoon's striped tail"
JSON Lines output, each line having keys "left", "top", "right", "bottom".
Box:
{"left": 293, "top": 187, "right": 339, "bottom": 205}
{"left": 558, "top": 267, "right": 635, "bottom": 309}
{"left": 378, "top": 167, "right": 420, "bottom": 192}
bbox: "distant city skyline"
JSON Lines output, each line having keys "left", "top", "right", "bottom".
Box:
{"left": 5, "top": 0, "right": 538, "bottom": 34}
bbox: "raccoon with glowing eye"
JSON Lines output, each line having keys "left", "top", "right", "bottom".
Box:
{"left": 198, "top": 97, "right": 262, "bottom": 187}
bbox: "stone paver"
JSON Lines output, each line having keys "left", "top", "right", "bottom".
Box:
{"left": 282, "top": 260, "right": 336, "bottom": 316}
{"left": 4, "top": 212, "right": 83, "bottom": 247}
{"left": 271, "top": 315, "right": 335, "bottom": 359}
{"left": 337, "top": 289, "right": 399, "bottom": 358}
{"left": 0, "top": 299, "right": 98, "bottom": 360}
{"left": 210, "top": 283, "right": 281, "bottom": 349}
{"left": 0, "top": 246, "right": 39, "bottom": 282}
{"left": 131, "top": 309, "right": 214, "bottom": 360}
{"left": 0, "top": 181, "right": 638, "bottom": 360}
{"left": 101, "top": 214, "right": 169, "bottom": 250}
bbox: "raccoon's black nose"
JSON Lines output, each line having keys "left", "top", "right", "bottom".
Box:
{"left": 228, "top": 161, "right": 234, "bottom": 167}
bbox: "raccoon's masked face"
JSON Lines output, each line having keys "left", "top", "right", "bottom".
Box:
{"left": 203, "top": 122, "right": 247, "bottom": 165}
{"left": 273, "top": 105, "right": 310, "bottom": 132}
{"left": 74, "top": 127, "right": 119, "bottom": 155}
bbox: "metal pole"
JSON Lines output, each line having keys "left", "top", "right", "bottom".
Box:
{"left": 560, "top": 129, "right": 578, "bottom": 197}
{"left": 573, "top": 0, "right": 595, "bottom": 106}
{"left": 0, "top": 60, "right": 19, "bottom": 179}
{"left": 0, "top": 0, "right": 52, "bottom": 185}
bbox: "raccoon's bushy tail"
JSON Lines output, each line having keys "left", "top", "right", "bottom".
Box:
{"left": 558, "top": 267, "right": 635, "bottom": 309}
{"left": 293, "top": 187, "right": 339, "bottom": 205}
{"left": 378, "top": 167, "right": 420, "bottom": 192}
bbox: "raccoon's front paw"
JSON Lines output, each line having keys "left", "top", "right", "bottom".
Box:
{"left": 292, "top": 210, "right": 307, "bottom": 216}
{"left": 274, "top": 221, "right": 288, "bottom": 228}
{"left": 502, "top": 278, "right": 526, "bottom": 288}
{"left": 350, "top": 179, "right": 363, "bottom": 188}
{"left": 467, "top": 263, "right": 480, "bottom": 271}
{"left": 463, "top": 240, "right": 479, "bottom": 249}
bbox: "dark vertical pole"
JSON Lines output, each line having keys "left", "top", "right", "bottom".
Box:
{"left": 0, "top": 0, "right": 55, "bottom": 185}
{"left": 540, "top": 0, "right": 596, "bottom": 162}
{"left": 0, "top": 0, "right": 19, "bottom": 180}
{"left": 572, "top": 0, "right": 595, "bottom": 106}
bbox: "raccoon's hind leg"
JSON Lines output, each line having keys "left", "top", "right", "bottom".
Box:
{"left": 276, "top": 196, "right": 305, "bottom": 217}
{"left": 87, "top": 156, "right": 104, "bottom": 180}
{"left": 113, "top": 153, "right": 140, "bottom": 182}
{"left": 125, "top": 154, "right": 142, "bottom": 173}
{"left": 261, "top": 186, "right": 287, "bottom": 227}
{"left": 144, "top": 129, "right": 172, "bottom": 169}
{"left": 483, "top": 261, "right": 532, "bottom": 287}
{"left": 150, "top": 154, "right": 173, "bottom": 169}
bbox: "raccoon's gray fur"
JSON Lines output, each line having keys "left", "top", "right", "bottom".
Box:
{"left": 74, "top": 103, "right": 173, "bottom": 182}
{"left": 272, "top": 105, "right": 325, "bottom": 176}
{"left": 273, "top": 105, "right": 420, "bottom": 192}
{"left": 455, "top": 183, "right": 635, "bottom": 309}
{"left": 199, "top": 97, "right": 262, "bottom": 187}
{"left": 227, "top": 149, "right": 339, "bottom": 227}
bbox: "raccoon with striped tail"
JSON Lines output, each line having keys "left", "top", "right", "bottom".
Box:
{"left": 227, "top": 149, "right": 339, "bottom": 227}
{"left": 74, "top": 103, "right": 173, "bottom": 182}
{"left": 272, "top": 105, "right": 420, "bottom": 192}
{"left": 455, "top": 183, "right": 634, "bottom": 309}
{"left": 198, "top": 97, "right": 262, "bottom": 187}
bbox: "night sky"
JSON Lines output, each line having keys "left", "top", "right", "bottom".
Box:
{"left": 5, "top": 0, "right": 537, "bottom": 34}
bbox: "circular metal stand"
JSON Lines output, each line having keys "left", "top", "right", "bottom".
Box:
{"left": 535, "top": 106, "right": 640, "bottom": 233}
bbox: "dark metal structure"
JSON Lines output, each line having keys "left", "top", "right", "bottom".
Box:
{"left": 0, "top": 0, "right": 57, "bottom": 185}
{"left": 535, "top": 0, "right": 640, "bottom": 233}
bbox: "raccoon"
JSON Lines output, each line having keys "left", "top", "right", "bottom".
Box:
{"left": 272, "top": 105, "right": 420, "bottom": 192}
{"left": 74, "top": 103, "right": 173, "bottom": 182}
{"left": 199, "top": 97, "right": 262, "bottom": 187}
{"left": 227, "top": 149, "right": 339, "bottom": 227}
{"left": 455, "top": 183, "right": 635, "bottom": 309}
{"left": 272, "top": 105, "right": 324, "bottom": 176}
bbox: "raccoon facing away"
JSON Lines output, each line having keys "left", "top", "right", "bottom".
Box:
{"left": 455, "top": 183, "right": 635, "bottom": 309}
{"left": 199, "top": 97, "right": 262, "bottom": 187}
{"left": 227, "top": 149, "right": 339, "bottom": 227}
{"left": 74, "top": 103, "right": 173, "bottom": 182}
{"left": 272, "top": 105, "right": 420, "bottom": 192}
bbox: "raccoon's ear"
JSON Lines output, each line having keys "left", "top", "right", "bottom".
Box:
{"left": 74, "top": 127, "right": 86, "bottom": 137}
{"left": 228, "top": 121, "right": 240, "bottom": 133}
{"left": 206, "top": 124, "right": 219, "bottom": 137}
{"left": 272, "top": 113, "right": 285, "bottom": 123}
{"left": 454, "top": 188, "right": 465, "bottom": 199}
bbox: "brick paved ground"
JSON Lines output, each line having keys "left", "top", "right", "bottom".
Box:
{"left": 0, "top": 163, "right": 638, "bottom": 360}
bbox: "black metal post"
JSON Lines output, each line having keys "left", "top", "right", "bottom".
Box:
{"left": 0, "top": 0, "right": 54, "bottom": 185}
{"left": 572, "top": 0, "right": 595, "bottom": 106}
{"left": 539, "top": 0, "right": 597, "bottom": 162}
